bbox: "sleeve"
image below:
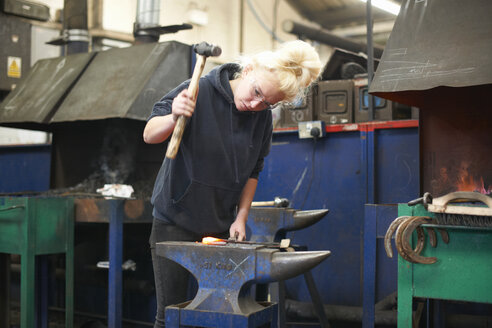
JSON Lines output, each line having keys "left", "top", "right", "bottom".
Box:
{"left": 249, "top": 112, "right": 273, "bottom": 179}
{"left": 147, "top": 80, "right": 191, "bottom": 121}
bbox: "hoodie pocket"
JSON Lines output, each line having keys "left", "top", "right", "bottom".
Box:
{"left": 172, "top": 180, "right": 242, "bottom": 233}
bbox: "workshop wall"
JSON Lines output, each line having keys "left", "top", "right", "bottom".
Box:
{"left": 0, "top": 0, "right": 332, "bottom": 145}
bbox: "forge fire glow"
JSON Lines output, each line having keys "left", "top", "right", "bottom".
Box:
{"left": 201, "top": 237, "right": 227, "bottom": 245}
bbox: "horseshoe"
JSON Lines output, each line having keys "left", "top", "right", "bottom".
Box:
{"left": 425, "top": 227, "right": 437, "bottom": 248}
{"left": 384, "top": 216, "right": 411, "bottom": 258}
{"left": 395, "top": 216, "right": 421, "bottom": 263}
{"left": 437, "top": 228, "right": 449, "bottom": 244}
{"left": 414, "top": 226, "right": 426, "bottom": 254}
{"left": 402, "top": 216, "right": 437, "bottom": 264}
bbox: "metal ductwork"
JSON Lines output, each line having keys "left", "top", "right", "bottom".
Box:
{"left": 369, "top": 0, "right": 492, "bottom": 107}
{"left": 134, "top": 0, "right": 161, "bottom": 43}
{"left": 0, "top": 41, "right": 192, "bottom": 190}
{"left": 133, "top": 0, "right": 192, "bottom": 44}
{"left": 282, "top": 19, "right": 384, "bottom": 58}
{"left": 47, "top": 0, "right": 90, "bottom": 54}
{"left": 0, "top": 41, "right": 191, "bottom": 126}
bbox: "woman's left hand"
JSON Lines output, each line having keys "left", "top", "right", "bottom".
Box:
{"left": 229, "top": 217, "right": 247, "bottom": 241}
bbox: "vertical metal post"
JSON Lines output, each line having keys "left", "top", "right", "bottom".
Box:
{"left": 360, "top": 125, "right": 376, "bottom": 204}
{"left": 0, "top": 253, "right": 10, "bottom": 327}
{"left": 360, "top": 128, "right": 369, "bottom": 202}
{"left": 367, "top": 128, "right": 376, "bottom": 204}
{"left": 366, "top": 0, "right": 375, "bottom": 121}
{"left": 362, "top": 205, "right": 377, "bottom": 328}
{"left": 21, "top": 199, "right": 36, "bottom": 328}
{"left": 304, "top": 271, "right": 330, "bottom": 328}
{"left": 277, "top": 280, "right": 286, "bottom": 328}
{"left": 108, "top": 199, "right": 124, "bottom": 328}
{"left": 65, "top": 198, "right": 74, "bottom": 328}
{"left": 239, "top": 0, "right": 244, "bottom": 54}
{"left": 38, "top": 256, "right": 49, "bottom": 328}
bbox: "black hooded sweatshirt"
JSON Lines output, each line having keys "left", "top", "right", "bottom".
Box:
{"left": 148, "top": 63, "right": 273, "bottom": 235}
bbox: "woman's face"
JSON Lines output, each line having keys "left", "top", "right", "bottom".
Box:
{"left": 233, "top": 67, "right": 285, "bottom": 112}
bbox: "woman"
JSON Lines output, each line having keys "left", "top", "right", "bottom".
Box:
{"left": 143, "top": 39, "right": 322, "bottom": 327}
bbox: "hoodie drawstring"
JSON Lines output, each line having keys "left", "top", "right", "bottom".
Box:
{"left": 228, "top": 103, "right": 240, "bottom": 184}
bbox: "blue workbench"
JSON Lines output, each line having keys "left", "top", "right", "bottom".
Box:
{"left": 255, "top": 120, "right": 419, "bottom": 308}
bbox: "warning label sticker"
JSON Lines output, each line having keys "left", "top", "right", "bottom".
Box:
{"left": 7, "top": 56, "right": 22, "bottom": 78}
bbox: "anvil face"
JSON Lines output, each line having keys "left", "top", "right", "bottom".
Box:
{"left": 248, "top": 208, "right": 329, "bottom": 242}
{"left": 156, "top": 241, "right": 330, "bottom": 315}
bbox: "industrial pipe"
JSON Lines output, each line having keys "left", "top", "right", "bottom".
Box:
{"left": 282, "top": 20, "right": 384, "bottom": 58}
{"left": 285, "top": 299, "right": 397, "bottom": 325}
{"left": 134, "top": 0, "right": 161, "bottom": 43}
{"left": 63, "top": 0, "right": 90, "bottom": 54}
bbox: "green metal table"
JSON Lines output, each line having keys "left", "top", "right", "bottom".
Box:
{"left": 397, "top": 204, "right": 492, "bottom": 327}
{"left": 0, "top": 197, "right": 74, "bottom": 327}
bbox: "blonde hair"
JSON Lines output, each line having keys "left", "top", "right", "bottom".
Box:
{"left": 238, "top": 40, "right": 322, "bottom": 102}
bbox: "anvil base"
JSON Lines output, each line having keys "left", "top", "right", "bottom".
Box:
{"left": 165, "top": 300, "right": 278, "bottom": 328}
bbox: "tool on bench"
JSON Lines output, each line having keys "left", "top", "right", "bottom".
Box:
{"left": 165, "top": 41, "right": 222, "bottom": 159}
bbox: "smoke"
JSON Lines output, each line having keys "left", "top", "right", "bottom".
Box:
{"left": 97, "top": 123, "right": 138, "bottom": 184}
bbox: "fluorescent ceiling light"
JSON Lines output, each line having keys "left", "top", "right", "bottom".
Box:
{"left": 360, "top": 0, "right": 401, "bottom": 16}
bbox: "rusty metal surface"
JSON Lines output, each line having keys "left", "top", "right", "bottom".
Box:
{"left": 384, "top": 215, "right": 443, "bottom": 264}
{"left": 74, "top": 198, "right": 152, "bottom": 223}
{"left": 0, "top": 52, "right": 94, "bottom": 124}
{"left": 52, "top": 41, "right": 190, "bottom": 122}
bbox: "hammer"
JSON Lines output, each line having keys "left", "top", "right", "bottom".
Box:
{"left": 165, "top": 41, "right": 222, "bottom": 159}
{"left": 252, "top": 197, "right": 290, "bottom": 208}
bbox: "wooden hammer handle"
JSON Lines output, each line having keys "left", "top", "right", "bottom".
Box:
{"left": 166, "top": 55, "right": 207, "bottom": 159}
{"left": 251, "top": 201, "right": 275, "bottom": 207}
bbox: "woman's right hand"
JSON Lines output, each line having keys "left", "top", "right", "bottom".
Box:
{"left": 172, "top": 89, "right": 196, "bottom": 123}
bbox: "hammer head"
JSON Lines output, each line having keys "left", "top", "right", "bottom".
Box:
{"left": 194, "top": 41, "right": 222, "bottom": 57}
{"left": 273, "top": 197, "right": 290, "bottom": 207}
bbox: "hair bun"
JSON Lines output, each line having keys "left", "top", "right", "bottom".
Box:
{"left": 238, "top": 40, "right": 322, "bottom": 102}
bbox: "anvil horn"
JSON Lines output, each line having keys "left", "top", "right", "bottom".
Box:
{"left": 285, "top": 209, "right": 329, "bottom": 231}
{"left": 267, "top": 250, "right": 331, "bottom": 282}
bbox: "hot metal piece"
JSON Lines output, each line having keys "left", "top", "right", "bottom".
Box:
{"left": 156, "top": 241, "right": 330, "bottom": 315}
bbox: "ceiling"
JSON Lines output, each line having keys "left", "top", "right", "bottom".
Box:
{"left": 285, "top": 0, "right": 402, "bottom": 45}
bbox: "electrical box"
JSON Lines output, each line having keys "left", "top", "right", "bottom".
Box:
{"left": 298, "top": 120, "right": 325, "bottom": 139}
{"left": 316, "top": 80, "right": 353, "bottom": 125}
{"left": 0, "top": 11, "right": 31, "bottom": 92}
{"left": 279, "top": 87, "right": 314, "bottom": 128}
{"left": 354, "top": 76, "right": 413, "bottom": 122}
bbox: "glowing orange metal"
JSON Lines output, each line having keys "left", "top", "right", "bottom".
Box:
{"left": 202, "top": 237, "right": 227, "bottom": 245}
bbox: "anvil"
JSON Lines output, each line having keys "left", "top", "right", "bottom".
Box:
{"left": 248, "top": 207, "right": 329, "bottom": 243}
{"left": 247, "top": 207, "right": 331, "bottom": 327}
{"left": 156, "top": 241, "right": 330, "bottom": 316}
